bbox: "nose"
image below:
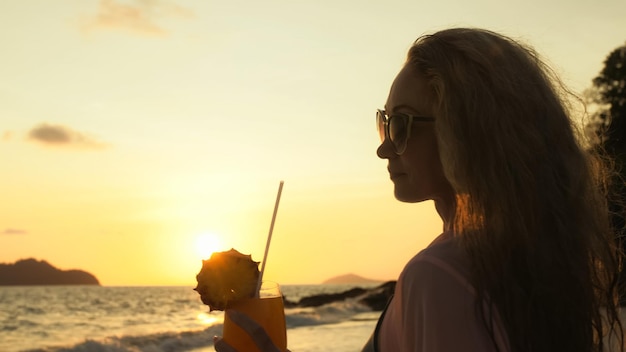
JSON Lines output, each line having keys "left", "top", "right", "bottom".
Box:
{"left": 376, "top": 139, "right": 395, "bottom": 159}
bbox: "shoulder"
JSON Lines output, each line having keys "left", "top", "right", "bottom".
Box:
{"left": 398, "top": 233, "right": 475, "bottom": 299}
{"left": 379, "top": 233, "right": 507, "bottom": 352}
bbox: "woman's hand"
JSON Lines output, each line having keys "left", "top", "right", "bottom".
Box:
{"left": 213, "top": 310, "right": 288, "bottom": 352}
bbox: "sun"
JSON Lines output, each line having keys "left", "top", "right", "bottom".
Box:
{"left": 194, "top": 233, "right": 224, "bottom": 260}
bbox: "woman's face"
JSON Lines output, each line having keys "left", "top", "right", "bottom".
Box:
{"left": 377, "top": 64, "right": 453, "bottom": 203}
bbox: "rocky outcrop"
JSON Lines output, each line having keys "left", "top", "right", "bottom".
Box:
{"left": 0, "top": 258, "right": 100, "bottom": 285}
{"left": 358, "top": 281, "right": 396, "bottom": 311}
{"left": 295, "top": 287, "right": 368, "bottom": 307}
{"left": 284, "top": 281, "right": 396, "bottom": 311}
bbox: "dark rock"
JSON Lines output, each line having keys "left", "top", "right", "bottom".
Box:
{"left": 0, "top": 258, "right": 100, "bottom": 286}
{"left": 298, "top": 287, "right": 367, "bottom": 307}
{"left": 283, "top": 281, "right": 396, "bottom": 311}
{"left": 358, "top": 281, "right": 396, "bottom": 311}
{"left": 283, "top": 298, "right": 298, "bottom": 308}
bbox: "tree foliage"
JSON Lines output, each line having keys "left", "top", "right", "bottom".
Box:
{"left": 587, "top": 42, "right": 626, "bottom": 304}
{"left": 592, "top": 43, "right": 626, "bottom": 152}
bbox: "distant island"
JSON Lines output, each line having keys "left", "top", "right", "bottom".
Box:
{"left": 0, "top": 258, "right": 100, "bottom": 286}
{"left": 322, "top": 273, "right": 384, "bottom": 285}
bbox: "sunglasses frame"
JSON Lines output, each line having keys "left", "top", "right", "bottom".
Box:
{"left": 377, "top": 109, "right": 435, "bottom": 155}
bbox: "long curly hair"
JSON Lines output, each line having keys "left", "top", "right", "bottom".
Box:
{"left": 407, "top": 28, "right": 624, "bottom": 352}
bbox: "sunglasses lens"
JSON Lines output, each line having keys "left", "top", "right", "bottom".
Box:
{"left": 376, "top": 111, "right": 386, "bottom": 142}
{"left": 388, "top": 115, "right": 410, "bottom": 152}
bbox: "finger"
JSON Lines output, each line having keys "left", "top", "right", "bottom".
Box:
{"left": 213, "top": 336, "right": 237, "bottom": 352}
{"left": 226, "top": 310, "right": 282, "bottom": 352}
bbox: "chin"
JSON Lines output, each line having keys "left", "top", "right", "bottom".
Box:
{"left": 393, "top": 189, "right": 422, "bottom": 203}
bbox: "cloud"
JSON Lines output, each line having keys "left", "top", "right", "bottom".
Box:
{"left": 2, "top": 131, "right": 12, "bottom": 141}
{"left": 27, "top": 123, "right": 108, "bottom": 150}
{"left": 81, "top": 0, "right": 193, "bottom": 36}
{"left": 1, "top": 228, "right": 27, "bottom": 235}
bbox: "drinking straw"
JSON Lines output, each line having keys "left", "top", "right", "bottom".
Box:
{"left": 256, "top": 180, "right": 284, "bottom": 296}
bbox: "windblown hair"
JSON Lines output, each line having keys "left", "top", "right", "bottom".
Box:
{"left": 407, "top": 28, "right": 624, "bottom": 352}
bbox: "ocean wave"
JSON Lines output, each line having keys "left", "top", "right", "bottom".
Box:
{"left": 285, "top": 299, "right": 376, "bottom": 328}
{"left": 21, "top": 300, "right": 376, "bottom": 352}
{"left": 22, "top": 325, "right": 222, "bottom": 352}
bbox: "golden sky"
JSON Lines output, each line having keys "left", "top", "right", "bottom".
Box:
{"left": 1, "top": 0, "right": 625, "bottom": 286}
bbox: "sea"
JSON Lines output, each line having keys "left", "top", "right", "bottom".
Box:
{"left": 0, "top": 284, "right": 381, "bottom": 352}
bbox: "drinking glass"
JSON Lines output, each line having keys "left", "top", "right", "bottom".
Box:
{"left": 222, "top": 281, "right": 287, "bottom": 352}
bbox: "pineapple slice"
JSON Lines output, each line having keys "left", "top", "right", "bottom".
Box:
{"left": 194, "top": 248, "right": 260, "bottom": 311}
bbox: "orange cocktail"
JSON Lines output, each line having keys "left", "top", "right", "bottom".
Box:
{"left": 222, "top": 281, "right": 287, "bottom": 352}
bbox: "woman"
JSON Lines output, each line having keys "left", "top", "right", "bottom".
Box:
{"left": 216, "top": 28, "right": 625, "bottom": 352}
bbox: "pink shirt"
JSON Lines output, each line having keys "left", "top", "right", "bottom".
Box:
{"left": 363, "top": 232, "right": 510, "bottom": 352}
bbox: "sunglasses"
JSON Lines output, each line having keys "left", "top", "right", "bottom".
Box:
{"left": 376, "top": 109, "right": 435, "bottom": 155}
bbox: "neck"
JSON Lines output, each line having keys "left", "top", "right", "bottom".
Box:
{"left": 434, "top": 193, "right": 456, "bottom": 232}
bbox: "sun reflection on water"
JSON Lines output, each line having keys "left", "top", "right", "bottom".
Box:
{"left": 196, "top": 312, "right": 221, "bottom": 325}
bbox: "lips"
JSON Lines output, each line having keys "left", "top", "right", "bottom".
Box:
{"left": 388, "top": 168, "right": 406, "bottom": 179}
